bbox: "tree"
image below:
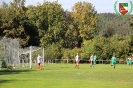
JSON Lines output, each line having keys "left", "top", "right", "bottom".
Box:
{"left": 26, "top": 5, "right": 41, "bottom": 46}
{"left": 71, "top": 1, "right": 98, "bottom": 40}
{"left": 129, "top": 15, "right": 133, "bottom": 53}
{"left": 97, "top": 13, "right": 131, "bottom": 36}
{"left": 0, "top": 0, "right": 38, "bottom": 47}
{"left": 63, "top": 11, "right": 81, "bottom": 48}
{"left": 103, "top": 27, "right": 115, "bottom": 37}
{"left": 27, "top": 1, "right": 66, "bottom": 47}
{"left": 0, "top": 2, "right": 9, "bottom": 37}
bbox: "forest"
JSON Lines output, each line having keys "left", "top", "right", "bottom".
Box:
{"left": 0, "top": 0, "right": 133, "bottom": 60}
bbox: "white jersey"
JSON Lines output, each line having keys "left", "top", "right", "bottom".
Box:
{"left": 90, "top": 55, "right": 94, "bottom": 61}
{"left": 75, "top": 55, "right": 80, "bottom": 62}
{"left": 37, "top": 56, "right": 42, "bottom": 63}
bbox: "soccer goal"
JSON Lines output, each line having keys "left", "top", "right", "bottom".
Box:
{"left": 0, "top": 37, "right": 44, "bottom": 70}
{"left": 19, "top": 46, "right": 44, "bottom": 69}
{"left": 0, "top": 37, "right": 19, "bottom": 69}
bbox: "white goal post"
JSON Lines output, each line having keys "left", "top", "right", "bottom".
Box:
{"left": 0, "top": 37, "right": 44, "bottom": 69}
{"left": 20, "top": 46, "right": 44, "bottom": 69}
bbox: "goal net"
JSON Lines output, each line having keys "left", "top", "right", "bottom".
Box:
{"left": 0, "top": 37, "right": 19, "bottom": 68}
{"left": 0, "top": 37, "right": 44, "bottom": 69}
{"left": 20, "top": 46, "right": 44, "bottom": 68}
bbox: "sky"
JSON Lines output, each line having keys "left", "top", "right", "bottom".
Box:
{"left": 0, "top": 0, "right": 133, "bottom": 13}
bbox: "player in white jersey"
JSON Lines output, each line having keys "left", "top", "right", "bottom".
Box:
{"left": 37, "top": 54, "right": 42, "bottom": 70}
{"left": 89, "top": 54, "right": 94, "bottom": 68}
{"left": 75, "top": 53, "right": 80, "bottom": 69}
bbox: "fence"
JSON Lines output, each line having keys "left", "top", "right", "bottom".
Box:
{"left": 44, "top": 59, "right": 128, "bottom": 64}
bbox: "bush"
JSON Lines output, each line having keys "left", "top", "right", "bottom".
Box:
{"left": 45, "top": 43, "right": 62, "bottom": 59}
{"left": 1, "top": 60, "right": 7, "bottom": 68}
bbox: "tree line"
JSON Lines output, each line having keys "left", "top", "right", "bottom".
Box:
{"left": 0, "top": 0, "right": 133, "bottom": 60}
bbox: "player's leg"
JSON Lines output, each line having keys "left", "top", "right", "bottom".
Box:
{"left": 37, "top": 63, "right": 39, "bottom": 69}
{"left": 92, "top": 61, "right": 94, "bottom": 67}
{"left": 111, "top": 61, "right": 113, "bottom": 66}
{"left": 113, "top": 62, "right": 116, "bottom": 69}
{"left": 90, "top": 61, "right": 92, "bottom": 67}
{"left": 129, "top": 62, "right": 132, "bottom": 67}
{"left": 94, "top": 61, "right": 96, "bottom": 65}
{"left": 39, "top": 63, "right": 41, "bottom": 70}
{"left": 93, "top": 61, "right": 96, "bottom": 67}
{"left": 75, "top": 61, "right": 77, "bottom": 68}
{"left": 75, "top": 63, "right": 76, "bottom": 68}
{"left": 38, "top": 63, "right": 41, "bottom": 70}
{"left": 77, "top": 62, "right": 79, "bottom": 69}
{"left": 90, "top": 61, "right": 91, "bottom": 67}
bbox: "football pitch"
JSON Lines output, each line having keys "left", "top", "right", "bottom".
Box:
{"left": 0, "top": 64, "right": 133, "bottom": 88}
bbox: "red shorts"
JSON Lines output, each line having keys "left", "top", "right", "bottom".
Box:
{"left": 38, "top": 63, "right": 41, "bottom": 69}
{"left": 76, "top": 61, "right": 79, "bottom": 65}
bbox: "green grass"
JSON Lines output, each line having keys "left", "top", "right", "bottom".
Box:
{"left": 0, "top": 64, "right": 133, "bottom": 88}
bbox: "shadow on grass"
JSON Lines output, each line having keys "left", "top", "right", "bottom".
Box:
{"left": 0, "top": 79, "right": 13, "bottom": 84}
{"left": 0, "top": 68, "right": 37, "bottom": 85}
{"left": 0, "top": 69, "right": 36, "bottom": 75}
